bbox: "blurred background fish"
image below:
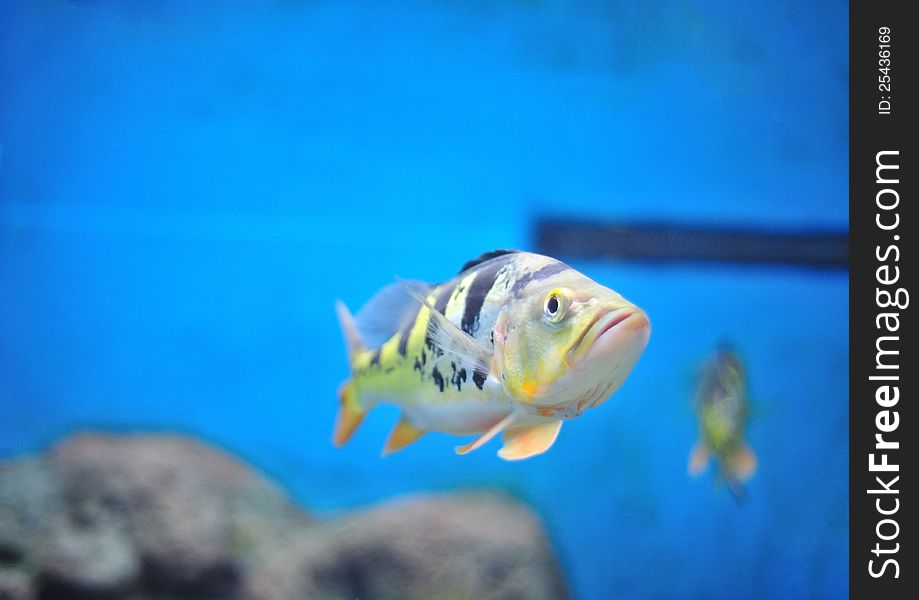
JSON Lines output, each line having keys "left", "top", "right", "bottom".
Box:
{"left": 688, "top": 344, "right": 757, "bottom": 499}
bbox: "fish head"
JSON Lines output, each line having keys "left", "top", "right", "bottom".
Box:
{"left": 713, "top": 346, "right": 745, "bottom": 394}
{"left": 496, "top": 268, "right": 650, "bottom": 414}
{"left": 697, "top": 346, "right": 747, "bottom": 407}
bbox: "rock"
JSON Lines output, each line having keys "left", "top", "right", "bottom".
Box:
{"left": 46, "top": 433, "right": 310, "bottom": 598}
{"left": 0, "top": 457, "right": 60, "bottom": 568}
{"left": 40, "top": 525, "right": 139, "bottom": 597}
{"left": 0, "top": 569, "right": 32, "bottom": 600}
{"left": 246, "top": 494, "right": 569, "bottom": 600}
{"left": 0, "top": 433, "right": 569, "bottom": 600}
{"left": 2, "top": 433, "right": 308, "bottom": 599}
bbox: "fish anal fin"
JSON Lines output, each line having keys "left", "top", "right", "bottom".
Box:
{"left": 733, "top": 443, "right": 757, "bottom": 481}
{"left": 688, "top": 441, "right": 710, "bottom": 476}
{"left": 333, "top": 382, "right": 365, "bottom": 447}
{"left": 455, "top": 413, "right": 516, "bottom": 455}
{"left": 382, "top": 416, "right": 426, "bottom": 456}
{"left": 497, "top": 421, "right": 562, "bottom": 461}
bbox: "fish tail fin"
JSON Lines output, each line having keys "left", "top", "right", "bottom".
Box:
{"left": 688, "top": 441, "right": 710, "bottom": 476}
{"left": 335, "top": 299, "right": 365, "bottom": 362}
{"left": 725, "top": 475, "right": 748, "bottom": 505}
{"left": 333, "top": 380, "right": 365, "bottom": 447}
{"left": 333, "top": 300, "right": 367, "bottom": 446}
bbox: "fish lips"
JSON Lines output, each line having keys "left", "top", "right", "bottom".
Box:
{"left": 567, "top": 307, "right": 651, "bottom": 374}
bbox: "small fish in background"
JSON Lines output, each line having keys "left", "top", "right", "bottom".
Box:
{"left": 688, "top": 343, "right": 758, "bottom": 498}
{"left": 333, "top": 250, "right": 651, "bottom": 460}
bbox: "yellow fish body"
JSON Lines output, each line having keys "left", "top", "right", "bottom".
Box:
{"left": 334, "top": 250, "right": 651, "bottom": 460}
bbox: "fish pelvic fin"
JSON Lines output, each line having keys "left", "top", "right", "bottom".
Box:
{"left": 730, "top": 442, "right": 757, "bottom": 482}
{"left": 455, "top": 413, "right": 517, "bottom": 455}
{"left": 498, "top": 421, "right": 562, "bottom": 461}
{"left": 688, "top": 441, "right": 710, "bottom": 476}
{"left": 333, "top": 381, "right": 365, "bottom": 447}
{"left": 335, "top": 300, "right": 365, "bottom": 362}
{"left": 382, "top": 415, "right": 426, "bottom": 456}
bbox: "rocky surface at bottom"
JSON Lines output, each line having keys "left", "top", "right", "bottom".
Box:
{"left": 0, "top": 433, "right": 569, "bottom": 600}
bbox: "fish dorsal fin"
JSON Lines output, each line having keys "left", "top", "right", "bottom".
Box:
{"left": 399, "top": 279, "right": 493, "bottom": 377}
{"left": 355, "top": 280, "right": 432, "bottom": 349}
{"left": 498, "top": 421, "right": 563, "bottom": 460}
{"left": 457, "top": 249, "right": 520, "bottom": 275}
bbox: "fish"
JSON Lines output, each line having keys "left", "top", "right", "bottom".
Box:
{"left": 688, "top": 344, "right": 757, "bottom": 496}
{"left": 333, "top": 249, "right": 651, "bottom": 460}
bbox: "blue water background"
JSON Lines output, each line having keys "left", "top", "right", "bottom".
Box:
{"left": 1, "top": 1, "right": 847, "bottom": 598}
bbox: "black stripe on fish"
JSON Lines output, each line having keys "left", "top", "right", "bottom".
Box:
{"left": 397, "top": 303, "right": 423, "bottom": 357}
{"left": 433, "top": 281, "right": 456, "bottom": 315}
{"left": 511, "top": 261, "right": 570, "bottom": 295}
{"left": 370, "top": 348, "right": 381, "bottom": 367}
{"left": 450, "top": 361, "right": 467, "bottom": 392}
{"left": 461, "top": 255, "right": 515, "bottom": 336}
{"left": 431, "top": 366, "right": 445, "bottom": 392}
{"left": 472, "top": 368, "right": 487, "bottom": 390}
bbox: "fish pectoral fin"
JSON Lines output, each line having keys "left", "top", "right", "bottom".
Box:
{"left": 382, "top": 416, "right": 426, "bottom": 456}
{"left": 732, "top": 443, "right": 757, "bottom": 481}
{"left": 399, "top": 278, "right": 493, "bottom": 377}
{"left": 688, "top": 441, "right": 710, "bottom": 476}
{"left": 455, "top": 413, "right": 517, "bottom": 455}
{"left": 333, "top": 381, "right": 365, "bottom": 447}
{"left": 497, "top": 421, "right": 563, "bottom": 461}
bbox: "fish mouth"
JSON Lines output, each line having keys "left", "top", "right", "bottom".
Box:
{"left": 567, "top": 307, "right": 649, "bottom": 370}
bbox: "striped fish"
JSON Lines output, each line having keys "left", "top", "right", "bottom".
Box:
{"left": 334, "top": 250, "right": 650, "bottom": 460}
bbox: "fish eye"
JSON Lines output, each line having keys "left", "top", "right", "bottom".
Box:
{"left": 543, "top": 290, "right": 569, "bottom": 323}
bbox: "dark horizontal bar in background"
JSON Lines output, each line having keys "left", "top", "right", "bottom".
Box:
{"left": 534, "top": 218, "right": 848, "bottom": 269}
